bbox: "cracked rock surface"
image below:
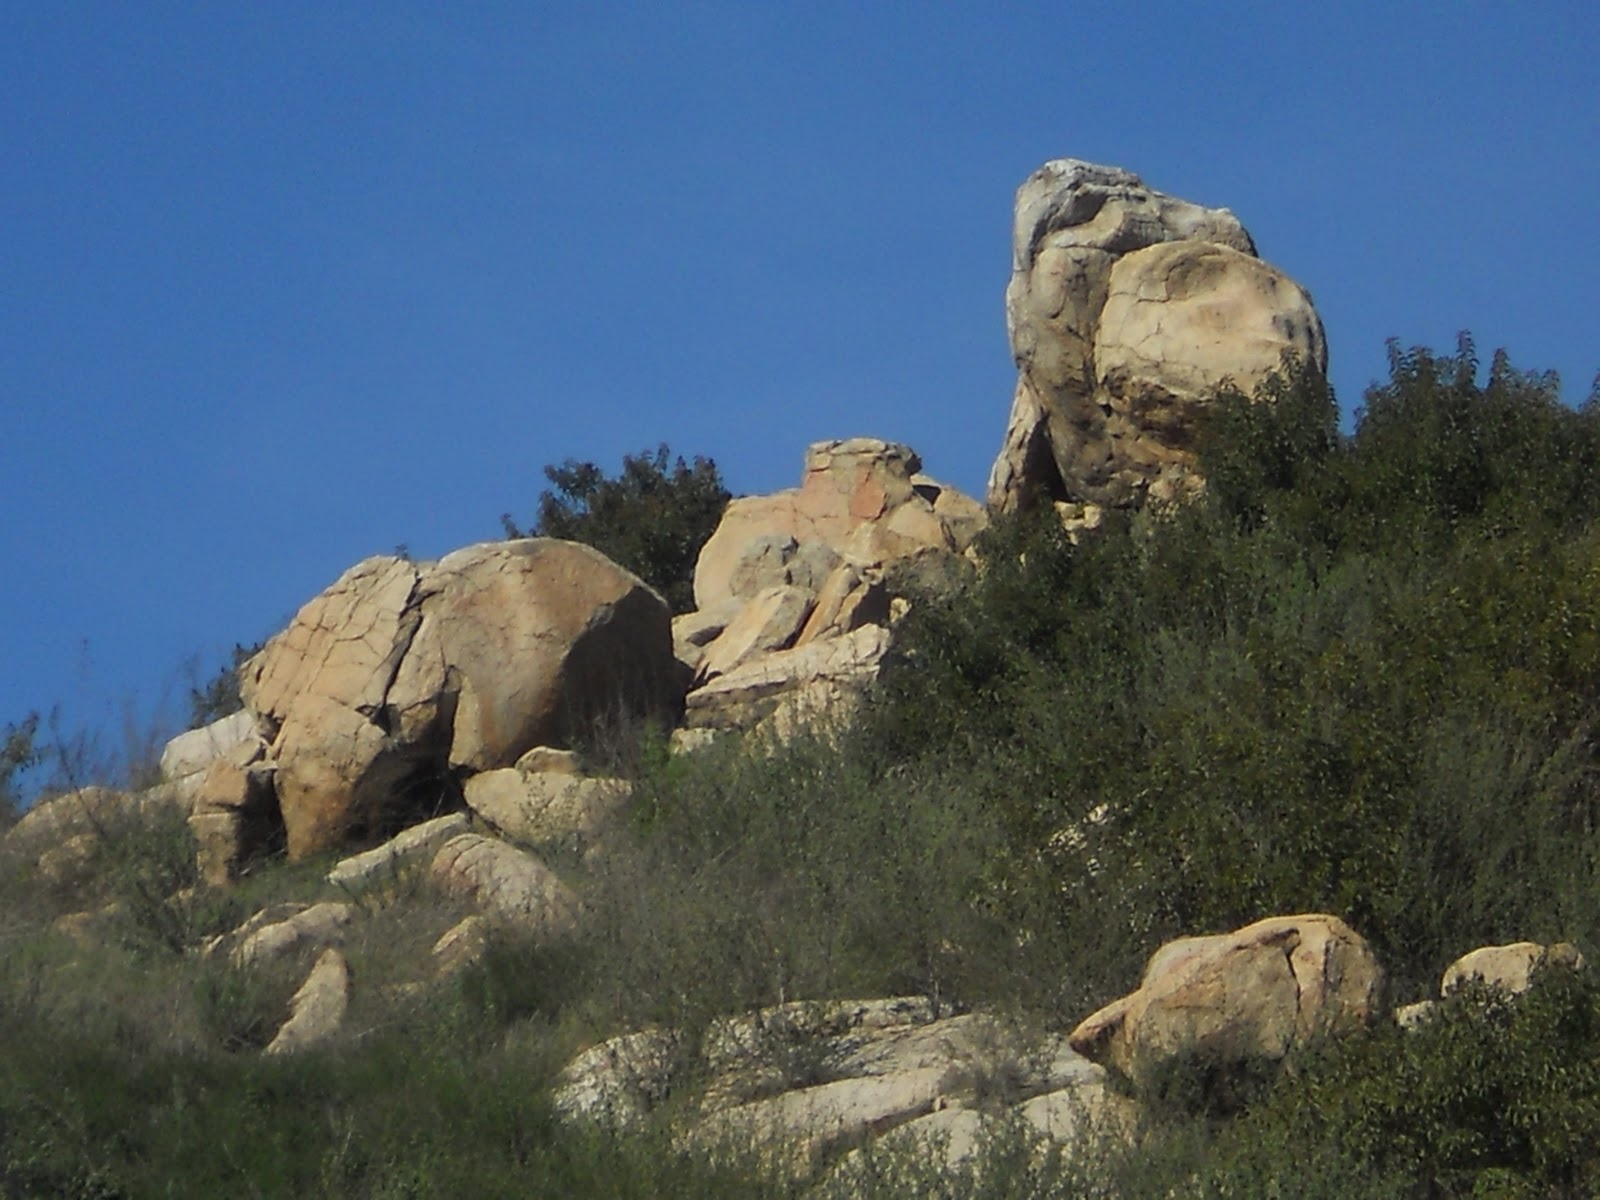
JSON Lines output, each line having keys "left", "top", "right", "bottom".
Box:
{"left": 1067, "top": 913, "right": 1383, "bottom": 1091}
{"left": 241, "top": 539, "right": 681, "bottom": 860}
{"left": 989, "top": 158, "right": 1328, "bottom": 513}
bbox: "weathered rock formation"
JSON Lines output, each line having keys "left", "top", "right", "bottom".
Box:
{"left": 239, "top": 539, "right": 682, "bottom": 860}
{"left": 989, "top": 159, "right": 1327, "bottom": 514}
{"left": 428, "top": 831, "right": 579, "bottom": 937}
{"left": 678, "top": 439, "right": 985, "bottom": 734}
{"left": 1069, "top": 914, "right": 1383, "bottom": 1091}
{"left": 264, "top": 948, "right": 351, "bottom": 1056}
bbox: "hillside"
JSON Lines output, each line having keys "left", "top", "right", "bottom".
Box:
{"left": 4, "top": 163, "right": 1600, "bottom": 1197}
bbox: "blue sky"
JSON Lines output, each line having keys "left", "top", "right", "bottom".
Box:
{"left": 3, "top": 3, "right": 1597, "bottom": 761}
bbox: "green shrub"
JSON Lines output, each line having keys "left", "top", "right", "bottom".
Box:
{"left": 1195, "top": 966, "right": 1600, "bottom": 1196}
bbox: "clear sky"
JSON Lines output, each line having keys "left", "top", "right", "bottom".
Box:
{"left": 4, "top": 3, "right": 1597, "bottom": 757}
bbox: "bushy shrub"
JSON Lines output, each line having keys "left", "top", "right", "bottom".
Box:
{"left": 1196, "top": 966, "right": 1600, "bottom": 1195}
{"left": 186, "top": 642, "right": 263, "bottom": 729}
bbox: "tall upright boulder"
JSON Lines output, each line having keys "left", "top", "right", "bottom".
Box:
{"left": 989, "top": 159, "right": 1327, "bottom": 514}
{"left": 242, "top": 539, "right": 681, "bottom": 860}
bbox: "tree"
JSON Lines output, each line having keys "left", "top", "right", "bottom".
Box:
{"left": 0, "top": 713, "right": 40, "bottom": 826}
{"left": 501, "top": 444, "right": 730, "bottom": 614}
{"left": 187, "top": 643, "right": 263, "bottom": 730}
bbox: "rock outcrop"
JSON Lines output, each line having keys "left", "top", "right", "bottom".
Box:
{"left": 678, "top": 439, "right": 985, "bottom": 734}
{"left": 1441, "top": 940, "right": 1586, "bottom": 997}
{"left": 556, "top": 997, "right": 1124, "bottom": 1177}
{"left": 1069, "top": 914, "right": 1383, "bottom": 1091}
{"left": 240, "top": 539, "right": 682, "bottom": 860}
{"left": 462, "top": 762, "right": 631, "bottom": 853}
{"left": 989, "top": 159, "right": 1327, "bottom": 514}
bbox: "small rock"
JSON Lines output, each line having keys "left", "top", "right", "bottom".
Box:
{"left": 326, "top": 813, "right": 469, "bottom": 892}
{"left": 264, "top": 948, "right": 351, "bottom": 1055}
{"left": 1441, "top": 941, "right": 1585, "bottom": 997}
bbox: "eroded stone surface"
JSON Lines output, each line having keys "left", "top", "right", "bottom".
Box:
{"left": 326, "top": 813, "right": 469, "bottom": 891}
{"left": 429, "top": 832, "right": 578, "bottom": 936}
{"left": 264, "top": 948, "right": 351, "bottom": 1055}
{"left": 463, "top": 767, "right": 631, "bottom": 849}
{"left": 1069, "top": 913, "right": 1383, "bottom": 1089}
{"left": 1441, "top": 941, "right": 1585, "bottom": 997}
{"left": 989, "top": 158, "right": 1326, "bottom": 513}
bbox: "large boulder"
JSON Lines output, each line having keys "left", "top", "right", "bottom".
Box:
{"left": 1069, "top": 914, "right": 1383, "bottom": 1091}
{"left": 241, "top": 539, "right": 682, "bottom": 860}
{"left": 989, "top": 159, "right": 1327, "bottom": 513}
{"left": 462, "top": 765, "right": 631, "bottom": 851}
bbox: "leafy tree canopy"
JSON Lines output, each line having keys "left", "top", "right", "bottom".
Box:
{"left": 502, "top": 444, "right": 731, "bottom": 613}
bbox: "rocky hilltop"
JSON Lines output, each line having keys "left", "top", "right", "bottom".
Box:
{"left": 4, "top": 160, "right": 1585, "bottom": 1193}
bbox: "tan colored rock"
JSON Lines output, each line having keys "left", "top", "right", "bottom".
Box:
{"left": 188, "top": 739, "right": 278, "bottom": 887}
{"left": 241, "top": 539, "right": 681, "bottom": 860}
{"left": 463, "top": 767, "right": 631, "bottom": 847}
{"left": 512, "top": 745, "right": 584, "bottom": 775}
{"left": 5, "top": 783, "right": 203, "bottom": 885}
{"left": 683, "top": 624, "right": 890, "bottom": 732}
{"left": 159, "top": 710, "right": 257, "bottom": 783}
{"left": 429, "top": 832, "right": 578, "bottom": 935}
{"left": 695, "top": 585, "right": 816, "bottom": 682}
{"left": 326, "top": 812, "right": 469, "bottom": 892}
{"left": 672, "top": 603, "right": 741, "bottom": 675}
{"left": 264, "top": 948, "right": 350, "bottom": 1055}
{"left": 432, "top": 914, "right": 490, "bottom": 978}
{"left": 694, "top": 440, "right": 984, "bottom": 612}
{"left": 1441, "top": 941, "right": 1585, "bottom": 997}
{"left": 5, "top": 786, "right": 138, "bottom": 850}
{"left": 1097, "top": 241, "right": 1325, "bottom": 422}
{"left": 1069, "top": 914, "right": 1383, "bottom": 1089}
{"left": 989, "top": 158, "right": 1327, "bottom": 513}
{"left": 794, "top": 563, "right": 889, "bottom": 647}
{"left": 201, "top": 902, "right": 309, "bottom": 960}
{"left": 233, "top": 901, "right": 357, "bottom": 966}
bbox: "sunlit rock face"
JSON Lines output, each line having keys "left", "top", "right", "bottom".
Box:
{"left": 989, "top": 159, "right": 1327, "bottom": 514}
